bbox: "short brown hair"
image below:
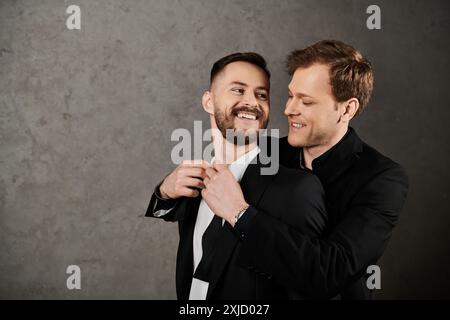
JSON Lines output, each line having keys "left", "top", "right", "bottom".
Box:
{"left": 211, "top": 52, "right": 271, "bottom": 85}
{"left": 287, "top": 40, "right": 373, "bottom": 115}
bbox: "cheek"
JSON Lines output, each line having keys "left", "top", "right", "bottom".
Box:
{"left": 315, "top": 111, "right": 340, "bottom": 134}
{"left": 218, "top": 93, "right": 234, "bottom": 104}
{"left": 301, "top": 108, "right": 316, "bottom": 124}
{"left": 227, "top": 97, "right": 243, "bottom": 111}
{"left": 216, "top": 98, "right": 234, "bottom": 114}
{"left": 307, "top": 104, "right": 335, "bottom": 124}
{"left": 225, "top": 92, "right": 243, "bottom": 103}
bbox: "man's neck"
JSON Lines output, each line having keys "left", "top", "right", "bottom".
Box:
{"left": 213, "top": 137, "right": 257, "bottom": 164}
{"left": 303, "top": 127, "right": 349, "bottom": 170}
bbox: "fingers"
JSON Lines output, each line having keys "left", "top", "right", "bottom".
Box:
{"left": 181, "top": 160, "right": 212, "bottom": 169}
{"left": 181, "top": 167, "right": 207, "bottom": 179}
{"left": 163, "top": 161, "right": 210, "bottom": 199}
{"left": 203, "top": 176, "right": 210, "bottom": 187}
{"left": 181, "top": 177, "right": 205, "bottom": 189}
{"left": 173, "top": 160, "right": 228, "bottom": 199}
{"left": 205, "top": 167, "right": 218, "bottom": 179}
{"left": 213, "top": 163, "right": 228, "bottom": 172}
{"left": 178, "top": 187, "right": 200, "bottom": 198}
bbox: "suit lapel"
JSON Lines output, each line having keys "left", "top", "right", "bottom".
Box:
{"left": 178, "top": 195, "right": 202, "bottom": 300}
{"left": 205, "top": 156, "right": 277, "bottom": 299}
{"left": 240, "top": 158, "right": 278, "bottom": 205}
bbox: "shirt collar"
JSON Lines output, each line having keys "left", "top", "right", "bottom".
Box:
{"left": 299, "top": 128, "right": 351, "bottom": 171}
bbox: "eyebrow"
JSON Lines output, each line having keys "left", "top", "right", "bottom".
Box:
{"left": 288, "top": 87, "right": 313, "bottom": 98}
{"left": 230, "top": 81, "right": 247, "bottom": 87}
{"left": 230, "top": 81, "right": 269, "bottom": 92}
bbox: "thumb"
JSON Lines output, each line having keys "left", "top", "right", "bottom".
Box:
{"left": 213, "top": 163, "right": 228, "bottom": 172}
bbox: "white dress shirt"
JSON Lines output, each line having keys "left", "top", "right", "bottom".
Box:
{"left": 189, "top": 146, "right": 260, "bottom": 299}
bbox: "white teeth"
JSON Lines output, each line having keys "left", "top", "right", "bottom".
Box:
{"left": 237, "top": 112, "right": 256, "bottom": 120}
{"left": 292, "top": 122, "right": 304, "bottom": 128}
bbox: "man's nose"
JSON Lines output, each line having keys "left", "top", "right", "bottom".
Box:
{"left": 284, "top": 98, "right": 299, "bottom": 117}
{"left": 242, "top": 92, "right": 258, "bottom": 107}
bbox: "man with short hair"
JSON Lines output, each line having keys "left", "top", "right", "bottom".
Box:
{"left": 146, "top": 52, "right": 328, "bottom": 299}
{"left": 202, "top": 40, "right": 409, "bottom": 299}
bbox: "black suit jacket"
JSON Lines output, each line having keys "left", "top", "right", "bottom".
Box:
{"left": 236, "top": 127, "right": 409, "bottom": 299}
{"left": 145, "top": 156, "right": 327, "bottom": 299}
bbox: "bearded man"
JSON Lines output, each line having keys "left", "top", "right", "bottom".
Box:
{"left": 145, "top": 52, "right": 327, "bottom": 300}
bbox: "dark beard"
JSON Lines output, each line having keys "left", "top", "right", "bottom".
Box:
{"left": 214, "top": 105, "right": 268, "bottom": 145}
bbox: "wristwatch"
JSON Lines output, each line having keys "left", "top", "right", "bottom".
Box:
{"left": 234, "top": 204, "right": 250, "bottom": 225}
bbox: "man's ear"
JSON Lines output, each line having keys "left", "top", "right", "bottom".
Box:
{"left": 340, "top": 98, "right": 360, "bottom": 123}
{"left": 202, "top": 91, "right": 214, "bottom": 115}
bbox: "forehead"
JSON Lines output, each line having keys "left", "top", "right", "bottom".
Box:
{"left": 213, "top": 61, "right": 269, "bottom": 89}
{"left": 289, "top": 63, "right": 332, "bottom": 95}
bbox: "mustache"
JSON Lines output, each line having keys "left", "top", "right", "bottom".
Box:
{"left": 230, "top": 105, "right": 264, "bottom": 119}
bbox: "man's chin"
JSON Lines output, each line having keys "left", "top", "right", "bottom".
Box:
{"left": 287, "top": 134, "right": 305, "bottom": 148}
{"left": 230, "top": 124, "right": 262, "bottom": 134}
{"left": 233, "top": 121, "right": 260, "bottom": 131}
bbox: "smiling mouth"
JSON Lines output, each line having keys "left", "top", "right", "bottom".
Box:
{"left": 291, "top": 122, "right": 306, "bottom": 128}
{"left": 236, "top": 112, "right": 258, "bottom": 120}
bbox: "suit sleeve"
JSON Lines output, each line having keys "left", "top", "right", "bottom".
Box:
{"left": 145, "top": 181, "right": 185, "bottom": 222}
{"left": 235, "top": 164, "right": 409, "bottom": 299}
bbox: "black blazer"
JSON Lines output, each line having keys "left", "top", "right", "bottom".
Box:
{"left": 145, "top": 157, "right": 327, "bottom": 299}
{"left": 236, "top": 127, "right": 409, "bottom": 299}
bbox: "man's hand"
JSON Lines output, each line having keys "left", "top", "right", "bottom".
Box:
{"left": 159, "top": 160, "right": 211, "bottom": 199}
{"left": 201, "top": 163, "right": 249, "bottom": 227}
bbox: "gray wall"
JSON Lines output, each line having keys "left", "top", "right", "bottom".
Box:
{"left": 0, "top": 0, "right": 449, "bottom": 299}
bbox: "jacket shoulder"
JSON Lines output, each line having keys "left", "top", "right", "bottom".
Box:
{"left": 358, "top": 142, "right": 408, "bottom": 184}
{"left": 274, "top": 164, "right": 325, "bottom": 195}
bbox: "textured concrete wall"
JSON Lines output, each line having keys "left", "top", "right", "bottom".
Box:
{"left": 0, "top": 0, "right": 449, "bottom": 299}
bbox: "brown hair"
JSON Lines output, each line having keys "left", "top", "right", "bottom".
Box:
{"left": 210, "top": 52, "right": 271, "bottom": 85}
{"left": 287, "top": 40, "right": 373, "bottom": 115}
